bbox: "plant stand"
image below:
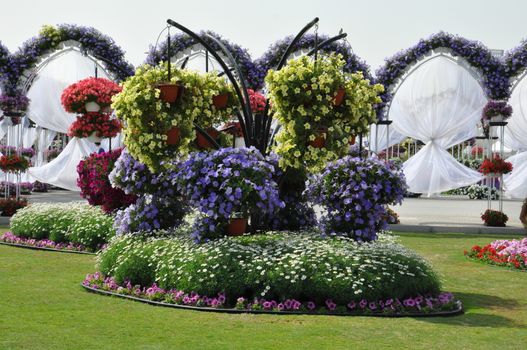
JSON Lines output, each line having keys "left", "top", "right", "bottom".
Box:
{"left": 486, "top": 120, "right": 508, "bottom": 213}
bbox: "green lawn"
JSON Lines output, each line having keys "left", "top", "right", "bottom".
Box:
{"left": 1, "top": 231, "right": 526, "bottom": 350}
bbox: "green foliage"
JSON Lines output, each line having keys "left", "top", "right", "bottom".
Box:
{"left": 10, "top": 202, "right": 115, "bottom": 250}
{"left": 99, "top": 230, "right": 441, "bottom": 304}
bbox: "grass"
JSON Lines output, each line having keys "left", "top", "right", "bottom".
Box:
{"left": 0, "top": 229, "right": 526, "bottom": 350}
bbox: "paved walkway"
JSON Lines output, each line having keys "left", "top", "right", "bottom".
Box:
{"left": 13, "top": 190, "right": 527, "bottom": 235}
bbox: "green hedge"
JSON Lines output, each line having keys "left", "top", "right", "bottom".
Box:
{"left": 10, "top": 202, "right": 115, "bottom": 250}
{"left": 98, "top": 231, "right": 441, "bottom": 304}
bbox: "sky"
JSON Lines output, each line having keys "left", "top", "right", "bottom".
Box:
{"left": 1, "top": 0, "right": 526, "bottom": 75}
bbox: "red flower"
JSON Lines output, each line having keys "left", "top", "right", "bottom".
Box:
{"left": 61, "top": 77, "right": 122, "bottom": 114}
{"left": 479, "top": 156, "right": 513, "bottom": 175}
{"left": 68, "top": 112, "right": 121, "bottom": 139}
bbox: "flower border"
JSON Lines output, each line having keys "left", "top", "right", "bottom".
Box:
{"left": 145, "top": 30, "right": 262, "bottom": 90}
{"left": 0, "top": 234, "right": 96, "bottom": 255}
{"left": 81, "top": 278, "right": 463, "bottom": 317}
{"left": 4, "top": 24, "right": 134, "bottom": 92}
{"left": 256, "top": 33, "right": 372, "bottom": 91}
{"left": 375, "top": 32, "right": 510, "bottom": 119}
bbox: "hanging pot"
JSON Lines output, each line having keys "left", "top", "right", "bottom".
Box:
{"left": 234, "top": 136, "right": 245, "bottom": 148}
{"left": 226, "top": 217, "right": 248, "bottom": 236}
{"left": 10, "top": 116, "right": 21, "bottom": 126}
{"left": 156, "top": 83, "right": 183, "bottom": 104}
{"left": 308, "top": 128, "right": 327, "bottom": 148}
{"left": 490, "top": 115, "right": 504, "bottom": 123}
{"left": 85, "top": 101, "right": 101, "bottom": 112}
{"left": 197, "top": 128, "right": 219, "bottom": 149}
{"left": 333, "top": 87, "right": 346, "bottom": 106}
{"left": 166, "top": 126, "right": 181, "bottom": 146}
{"left": 349, "top": 135, "right": 356, "bottom": 145}
{"left": 86, "top": 132, "right": 103, "bottom": 144}
{"left": 213, "top": 93, "right": 229, "bottom": 109}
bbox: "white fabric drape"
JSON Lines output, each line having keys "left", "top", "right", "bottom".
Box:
{"left": 367, "top": 124, "right": 407, "bottom": 153}
{"left": 504, "top": 152, "right": 527, "bottom": 199}
{"left": 503, "top": 75, "right": 527, "bottom": 198}
{"left": 34, "top": 128, "right": 58, "bottom": 167}
{"left": 26, "top": 49, "right": 110, "bottom": 133}
{"left": 389, "top": 56, "right": 486, "bottom": 194}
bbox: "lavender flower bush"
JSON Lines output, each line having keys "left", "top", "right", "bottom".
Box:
{"left": 97, "top": 231, "right": 442, "bottom": 306}
{"left": 109, "top": 149, "right": 158, "bottom": 195}
{"left": 306, "top": 156, "right": 407, "bottom": 241}
{"left": 173, "top": 147, "right": 284, "bottom": 241}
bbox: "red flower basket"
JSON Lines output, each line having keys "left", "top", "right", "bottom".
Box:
{"left": 0, "top": 154, "right": 30, "bottom": 172}
{"left": 61, "top": 77, "right": 122, "bottom": 114}
{"left": 68, "top": 112, "right": 121, "bottom": 140}
{"left": 479, "top": 156, "right": 513, "bottom": 176}
{"left": 481, "top": 209, "right": 508, "bottom": 227}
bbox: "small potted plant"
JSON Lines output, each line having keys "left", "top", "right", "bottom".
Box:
{"left": 0, "top": 92, "right": 30, "bottom": 125}
{"left": 482, "top": 101, "right": 512, "bottom": 123}
{"left": 479, "top": 155, "right": 513, "bottom": 177}
{"left": 481, "top": 209, "right": 508, "bottom": 227}
{"left": 61, "top": 77, "right": 122, "bottom": 114}
{"left": 0, "top": 197, "right": 28, "bottom": 216}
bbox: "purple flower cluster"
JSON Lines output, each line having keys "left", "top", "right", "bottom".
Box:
{"left": 482, "top": 100, "right": 513, "bottom": 120}
{"left": 503, "top": 38, "right": 527, "bottom": 79}
{"left": 305, "top": 156, "right": 407, "bottom": 241}
{"left": 145, "top": 30, "right": 262, "bottom": 90}
{"left": 0, "top": 92, "right": 30, "bottom": 114}
{"left": 0, "top": 231, "right": 95, "bottom": 252}
{"left": 256, "top": 33, "right": 372, "bottom": 91}
{"left": 0, "top": 145, "right": 35, "bottom": 158}
{"left": 83, "top": 272, "right": 457, "bottom": 314}
{"left": 3, "top": 24, "right": 134, "bottom": 92}
{"left": 375, "top": 32, "right": 510, "bottom": 119}
{"left": 113, "top": 194, "right": 187, "bottom": 235}
{"left": 174, "top": 147, "right": 284, "bottom": 241}
{"left": 109, "top": 149, "right": 158, "bottom": 195}
{"left": 0, "top": 181, "right": 33, "bottom": 195}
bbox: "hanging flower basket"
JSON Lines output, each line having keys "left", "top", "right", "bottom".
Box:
{"left": 479, "top": 156, "right": 513, "bottom": 176}
{"left": 481, "top": 209, "right": 508, "bottom": 227}
{"left": 349, "top": 135, "right": 356, "bottom": 145}
{"left": 156, "top": 83, "right": 183, "bottom": 104}
{"left": 333, "top": 87, "right": 346, "bottom": 106}
{"left": 0, "top": 154, "right": 30, "bottom": 173}
{"left": 308, "top": 128, "right": 327, "bottom": 148}
{"left": 226, "top": 217, "right": 248, "bottom": 236}
{"left": 85, "top": 101, "right": 101, "bottom": 112}
{"left": 213, "top": 93, "right": 229, "bottom": 109}
{"left": 196, "top": 128, "right": 219, "bottom": 149}
{"left": 166, "top": 126, "right": 181, "bottom": 146}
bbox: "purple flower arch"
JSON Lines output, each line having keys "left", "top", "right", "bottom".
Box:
{"left": 0, "top": 41, "right": 10, "bottom": 90}
{"left": 375, "top": 32, "right": 510, "bottom": 119}
{"left": 146, "top": 31, "right": 262, "bottom": 90}
{"left": 503, "top": 39, "right": 527, "bottom": 82}
{"left": 4, "top": 24, "right": 134, "bottom": 93}
{"left": 255, "top": 33, "right": 373, "bottom": 91}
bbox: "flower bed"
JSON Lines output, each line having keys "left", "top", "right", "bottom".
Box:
{"left": 10, "top": 202, "right": 115, "bottom": 251}
{"left": 92, "top": 230, "right": 460, "bottom": 316}
{"left": 465, "top": 238, "right": 527, "bottom": 270}
{"left": 0, "top": 232, "right": 94, "bottom": 253}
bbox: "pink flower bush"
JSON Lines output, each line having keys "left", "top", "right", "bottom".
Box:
{"left": 77, "top": 148, "right": 136, "bottom": 213}
{"left": 61, "top": 77, "right": 122, "bottom": 113}
{"left": 248, "top": 89, "right": 266, "bottom": 113}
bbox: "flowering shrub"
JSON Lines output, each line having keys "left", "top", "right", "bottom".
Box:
{"left": 446, "top": 184, "right": 499, "bottom": 200}
{"left": 0, "top": 92, "right": 29, "bottom": 115}
{"left": 32, "top": 181, "right": 50, "bottom": 193}
{"left": 77, "top": 149, "right": 136, "bottom": 213}
{"left": 305, "top": 156, "right": 407, "bottom": 241}
{"left": 465, "top": 238, "right": 527, "bottom": 270}
{"left": 61, "top": 77, "right": 122, "bottom": 113}
{"left": 481, "top": 209, "right": 508, "bottom": 227}
{"left": 174, "top": 147, "right": 284, "bottom": 240}
{"left": 266, "top": 54, "right": 383, "bottom": 170}
{"left": 113, "top": 194, "right": 188, "bottom": 235}
{"left": 0, "top": 198, "right": 28, "bottom": 216}
{"left": 10, "top": 202, "right": 115, "bottom": 250}
{"left": 83, "top": 271, "right": 457, "bottom": 315}
{"left": 0, "top": 182, "right": 33, "bottom": 195}
{"left": 0, "top": 232, "right": 90, "bottom": 252}
{"left": 479, "top": 156, "right": 513, "bottom": 175}
{"left": 112, "top": 64, "right": 237, "bottom": 172}
{"left": 68, "top": 112, "right": 121, "bottom": 139}
{"left": 482, "top": 100, "right": 513, "bottom": 120}
{"left": 109, "top": 149, "right": 158, "bottom": 195}
{"left": 0, "top": 154, "right": 30, "bottom": 172}
{"left": 97, "top": 231, "right": 444, "bottom": 307}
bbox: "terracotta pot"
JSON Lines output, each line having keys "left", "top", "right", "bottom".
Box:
{"left": 196, "top": 128, "right": 219, "bottom": 149}
{"left": 226, "top": 217, "right": 248, "bottom": 236}
{"left": 333, "top": 87, "right": 346, "bottom": 106}
{"left": 349, "top": 135, "right": 356, "bottom": 145}
{"left": 213, "top": 93, "right": 229, "bottom": 109}
{"left": 85, "top": 101, "right": 101, "bottom": 112}
{"left": 156, "top": 83, "right": 183, "bottom": 103}
{"left": 308, "top": 128, "right": 327, "bottom": 148}
{"left": 166, "top": 126, "right": 181, "bottom": 146}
